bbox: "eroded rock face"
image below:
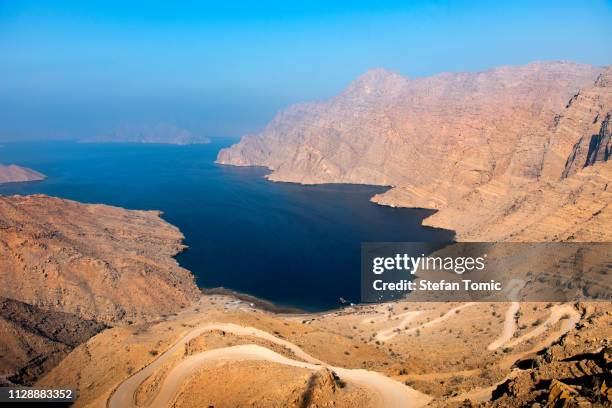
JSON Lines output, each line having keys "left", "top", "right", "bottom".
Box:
{"left": 218, "top": 62, "right": 611, "bottom": 241}
{"left": 218, "top": 62, "right": 600, "bottom": 188}
{"left": 424, "top": 67, "right": 612, "bottom": 241}
{"left": 0, "top": 194, "right": 200, "bottom": 324}
{"left": 562, "top": 112, "right": 611, "bottom": 178}
{"left": 543, "top": 66, "right": 612, "bottom": 179}
{"left": 0, "top": 164, "right": 45, "bottom": 184}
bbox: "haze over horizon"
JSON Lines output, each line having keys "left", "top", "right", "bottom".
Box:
{"left": 1, "top": 0, "right": 611, "bottom": 141}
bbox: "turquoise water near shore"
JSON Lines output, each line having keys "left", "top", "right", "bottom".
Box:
{"left": 0, "top": 140, "right": 454, "bottom": 310}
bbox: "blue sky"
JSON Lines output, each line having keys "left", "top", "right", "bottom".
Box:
{"left": 1, "top": 0, "right": 611, "bottom": 140}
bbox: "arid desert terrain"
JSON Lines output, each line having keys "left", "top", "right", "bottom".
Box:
{"left": 1, "top": 61, "right": 610, "bottom": 407}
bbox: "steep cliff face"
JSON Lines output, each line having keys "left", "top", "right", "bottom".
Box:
{"left": 218, "top": 62, "right": 610, "bottom": 241}
{"left": 542, "top": 66, "right": 612, "bottom": 179}
{"left": 562, "top": 112, "right": 611, "bottom": 178}
{"left": 0, "top": 164, "right": 45, "bottom": 184}
{"left": 424, "top": 67, "right": 612, "bottom": 241}
{"left": 218, "top": 62, "right": 600, "bottom": 200}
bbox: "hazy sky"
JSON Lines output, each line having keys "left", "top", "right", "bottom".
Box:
{"left": 1, "top": 0, "right": 611, "bottom": 140}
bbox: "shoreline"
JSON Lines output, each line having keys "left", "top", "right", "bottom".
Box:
{"left": 172, "top": 167, "right": 457, "bottom": 315}
{"left": 2, "top": 148, "right": 456, "bottom": 316}
{"left": 200, "top": 287, "right": 306, "bottom": 314}
{"left": 214, "top": 160, "right": 457, "bottom": 237}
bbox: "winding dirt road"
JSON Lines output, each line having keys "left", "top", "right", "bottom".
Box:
{"left": 402, "top": 303, "right": 476, "bottom": 336}
{"left": 505, "top": 303, "right": 579, "bottom": 349}
{"left": 449, "top": 302, "right": 581, "bottom": 404}
{"left": 374, "top": 311, "right": 422, "bottom": 341}
{"left": 487, "top": 279, "right": 525, "bottom": 351}
{"left": 107, "top": 279, "right": 581, "bottom": 408}
{"left": 108, "top": 322, "right": 432, "bottom": 408}
{"left": 377, "top": 303, "right": 476, "bottom": 342}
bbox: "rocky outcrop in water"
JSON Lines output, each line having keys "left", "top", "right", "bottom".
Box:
{"left": 0, "top": 164, "right": 45, "bottom": 184}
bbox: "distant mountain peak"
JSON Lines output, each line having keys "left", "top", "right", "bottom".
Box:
{"left": 343, "top": 68, "right": 409, "bottom": 98}
{"left": 357, "top": 67, "right": 405, "bottom": 81}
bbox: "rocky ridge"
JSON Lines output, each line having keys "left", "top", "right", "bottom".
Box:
{"left": 217, "top": 62, "right": 610, "bottom": 241}
{"left": 0, "top": 194, "right": 200, "bottom": 383}
{"left": 0, "top": 194, "right": 199, "bottom": 324}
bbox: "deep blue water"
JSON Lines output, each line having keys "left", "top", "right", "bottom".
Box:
{"left": 0, "top": 140, "right": 454, "bottom": 311}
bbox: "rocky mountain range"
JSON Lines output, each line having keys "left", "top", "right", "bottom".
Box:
{"left": 0, "top": 61, "right": 609, "bottom": 406}
{"left": 82, "top": 122, "right": 211, "bottom": 145}
{"left": 218, "top": 61, "right": 611, "bottom": 241}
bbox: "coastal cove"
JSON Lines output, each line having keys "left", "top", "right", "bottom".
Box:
{"left": 0, "top": 140, "right": 454, "bottom": 310}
